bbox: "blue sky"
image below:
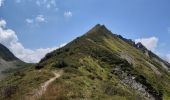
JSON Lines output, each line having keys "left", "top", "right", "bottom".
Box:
{"left": 0, "top": 0, "right": 170, "bottom": 63}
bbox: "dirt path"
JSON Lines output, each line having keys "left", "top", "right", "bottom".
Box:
{"left": 26, "top": 70, "right": 63, "bottom": 100}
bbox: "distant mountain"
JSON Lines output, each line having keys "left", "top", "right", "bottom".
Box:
{"left": 0, "top": 43, "right": 26, "bottom": 79}
{"left": 0, "top": 43, "right": 18, "bottom": 61}
{"left": 1, "top": 24, "right": 170, "bottom": 100}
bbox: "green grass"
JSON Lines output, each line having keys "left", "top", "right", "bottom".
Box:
{"left": 0, "top": 66, "right": 53, "bottom": 100}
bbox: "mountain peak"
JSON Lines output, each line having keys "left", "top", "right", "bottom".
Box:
{"left": 85, "top": 24, "right": 112, "bottom": 37}
{"left": 94, "top": 24, "right": 106, "bottom": 29}
{"left": 91, "top": 24, "right": 108, "bottom": 31}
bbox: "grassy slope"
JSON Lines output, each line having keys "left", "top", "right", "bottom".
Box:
{"left": 1, "top": 25, "right": 170, "bottom": 100}
{"left": 38, "top": 25, "right": 170, "bottom": 100}
{"left": 0, "top": 65, "right": 53, "bottom": 100}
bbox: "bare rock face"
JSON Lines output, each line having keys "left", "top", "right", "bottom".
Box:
{"left": 120, "top": 52, "right": 135, "bottom": 64}
{"left": 146, "top": 61, "right": 162, "bottom": 76}
{"left": 153, "top": 58, "right": 170, "bottom": 72}
{"left": 112, "top": 65, "right": 154, "bottom": 100}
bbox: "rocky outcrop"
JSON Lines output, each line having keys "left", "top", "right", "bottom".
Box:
{"left": 112, "top": 65, "right": 154, "bottom": 100}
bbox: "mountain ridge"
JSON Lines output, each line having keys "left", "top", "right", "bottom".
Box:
{"left": 1, "top": 24, "right": 170, "bottom": 100}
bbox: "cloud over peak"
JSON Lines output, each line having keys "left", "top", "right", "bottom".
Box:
{"left": 135, "top": 37, "right": 159, "bottom": 51}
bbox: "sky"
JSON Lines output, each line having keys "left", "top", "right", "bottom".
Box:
{"left": 0, "top": 0, "right": 170, "bottom": 63}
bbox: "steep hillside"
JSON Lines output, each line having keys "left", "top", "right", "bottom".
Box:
{"left": 1, "top": 24, "right": 170, "bottom": 100}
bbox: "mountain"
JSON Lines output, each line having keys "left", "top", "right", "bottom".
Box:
{"left": 1, "top": 24, "right": 170, "bottom": 100}
{"left": 0, "top": 43, "right": 18, "bottom": 61}
{"left": 0, "top": 43, "right": 26, "bottom": 79}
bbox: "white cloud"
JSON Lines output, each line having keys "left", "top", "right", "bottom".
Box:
{"left": 26, "top": 19, "right": 34, "bottom": 24}
{"left": 64, "top": 11, "right": 73, "bottom": 18}
{"left": 166, "top": 54, "right": 170, "bottom": 63}
{"left": 135, "top": 37, "right": 170, "bottom": 63}
{"left": 36, "top": 15, "right": 46, "bottom": 22}
{"left": 35, "top": 0, "right": 56, "bottom": 9}
{"left": 26, "top": 15, "right": 46, "bottom": 24}
{"left": 0, "top": 20, "right": 6, "bottom": 27}
{"left": 0, "top": 19, "right": 65, "bottom": 63}
{"left": 135, "top": 37, "right": 159, "bottom": 51}
{"left": 0, "top": 0, "right": 4, "bottom": 7}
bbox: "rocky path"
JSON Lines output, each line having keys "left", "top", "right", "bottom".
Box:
{"left": 26, "top": 70, "right": 63, "bottom": 100}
